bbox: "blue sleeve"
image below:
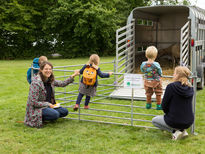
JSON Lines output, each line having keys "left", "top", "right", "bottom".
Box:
{"left": 27, "top": 68, "right": 32, "bottom": 84}
{"left": 97, "top": 68, "right": 110, "bottom": 78}
{"left": 140, "top": 62, "right": 146, "bottom": 72}
{"left": 154, "top": 62, "right": 162, "bottom": 76}
{"left": 33, "top": 64, "right": 40, "bottom": 74}
{"left": 80, "top": 65, "right": 87, "bottom": 74}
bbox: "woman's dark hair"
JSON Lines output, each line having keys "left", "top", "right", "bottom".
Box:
{"left": 39, "top": 61, "right": 54, "bottom": 83}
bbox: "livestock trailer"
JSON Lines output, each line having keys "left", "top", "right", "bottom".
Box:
{"left": 115, "top": 5, "right": 205, "bottom": 91}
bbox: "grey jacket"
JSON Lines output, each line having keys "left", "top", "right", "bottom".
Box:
{"left": 24, "top": 74, "right": 74, "bottom": 128}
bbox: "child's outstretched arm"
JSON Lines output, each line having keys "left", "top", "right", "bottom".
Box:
{"left": 54, "top": 69, "right": 79, "bottom": 87}
{"left": 97, "top": 68, "right": 111, "bottom": 78}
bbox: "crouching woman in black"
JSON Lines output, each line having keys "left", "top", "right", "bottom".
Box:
{"left": 152, "top": 66, "right": 194, "bottom": 140}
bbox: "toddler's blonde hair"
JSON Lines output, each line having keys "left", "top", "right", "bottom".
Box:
{"left": 88, "top": 54, "right": 100, "bottom": 66}
{"left": 173, "top": 66, "right": 192, "bottom": 87}
{"left": 145, "top": 46, "right": 158, "bottom": 60}
{"left": 39, "top": 56, "right": 48, "bottom": 65}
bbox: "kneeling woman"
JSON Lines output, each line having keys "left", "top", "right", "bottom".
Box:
{"left": 152, "top": 66, "right": 194, "bottom": 140}
{"left": 24, "top": 61, "right": 79, "bottom": 128}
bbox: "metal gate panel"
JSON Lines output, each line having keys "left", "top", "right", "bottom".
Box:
{"left": 116, "top": 20, "right": 135, "bottom": 85}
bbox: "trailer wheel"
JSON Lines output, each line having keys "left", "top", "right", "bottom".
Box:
{"left": 197, "top": 64, "right": 204, "bottom": 89}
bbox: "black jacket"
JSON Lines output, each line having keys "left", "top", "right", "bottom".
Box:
{"left": 162, "top": 81, "right": 194, "bottom": 129}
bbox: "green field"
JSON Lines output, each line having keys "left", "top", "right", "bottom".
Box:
{"left": 0, "top": 57, "right": 205, "bottom": 154}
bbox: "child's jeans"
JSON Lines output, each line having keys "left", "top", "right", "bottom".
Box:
{"left": 76, "top": 93, "right": 91, "bottom": 106}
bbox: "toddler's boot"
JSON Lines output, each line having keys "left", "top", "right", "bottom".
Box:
{"left": 146, "top": 96, "right": 152, "bottom": 109}
{"left": 156, "top": 95, "right": 162, "bottom": 110}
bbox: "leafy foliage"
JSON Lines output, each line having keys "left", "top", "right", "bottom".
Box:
{"left": 0, "top": 0, "right": 190, "bottom": 59}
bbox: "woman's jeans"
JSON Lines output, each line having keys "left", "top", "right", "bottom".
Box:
{"left": 42, "top": 107, "right": 68, "bottom": 121}
{"left": 152, "top": 115, "right": 175, "bottom": 133}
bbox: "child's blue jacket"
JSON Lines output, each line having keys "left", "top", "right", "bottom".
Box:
{"left": 27, "top": 58, "right": 39, "bottom": 84}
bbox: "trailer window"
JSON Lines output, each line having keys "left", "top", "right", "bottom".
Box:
{"left": 136, "top": 19, "right": 153, "bottom": 26}
{"left": 137, "top": 46, "right": 147, "bottom": 52}
{"left": 137, "top": 19, "right": 143, "bottom": 25}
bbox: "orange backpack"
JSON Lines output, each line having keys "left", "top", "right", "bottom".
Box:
{"left": 83, "top": 66, "right": 97, "bottom": 86}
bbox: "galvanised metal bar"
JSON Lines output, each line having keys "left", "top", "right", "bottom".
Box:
{"left": 56, "top": 98, "right": 76, "bottom": 102}
{"left": 55, "top": 90, "right": 79, "bottom": 94}
{"left": 64, "top": 118, "right": 159, "bottom": 129}
{"left": 56, "top": 95, "right": 77, "bottom": 100}
{"left": 91, "top": 96, "right": 108, "bottom": 102}
{"left": 55, "top": 75, "right": 70, "bottom": 79}
{"left": 59, "top": 101, "right": 74, "bottom": 105}
{"left": 53, "top": 61, "right": 181, "bottom": 130}
{"left": 96, "top": 91, "right": 112, "bottom": 96}
{"left": 89, "top": 101, "right": 140, "bottom": 108}
{"left": 118, "top": 28, "right": 134, "bottom": 39}
{"left": 97, "top": 84, "right": 123, "bottom": 87}
{"left": 88, "top": 101, "right": 158, "bottom": 110}
{"left": 54, "top": 61, "right": 114, "bottom": 69}
{"left": 70, "top": 108, "right": 158, "bottom": 117}
{"left": 53, "top": 69, "right": 74, "bottom": 72}
{"left": 131, "top": 88, "right": 134, "bottom": 126}
{"left": 98, "top": 77, "right": 114, "bottom": 81}
{"left": 96, "top": 87, "right": 115, "bottom": 93}
{"left": 116, "top": 23, "right": 135, "bottom": 34}
{"left": 191, "top": 74, "right": 197, "bottom": 134}
{"left": 69, "top": 112, "right": 152, "bottom": 123}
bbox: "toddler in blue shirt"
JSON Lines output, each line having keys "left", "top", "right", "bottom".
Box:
{"left": 140, "top": 46, "right": 163, "bottom": 110}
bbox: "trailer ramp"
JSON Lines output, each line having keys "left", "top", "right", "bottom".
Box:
{"left": 109, "top": 84, "right": 167, "bottom": 100}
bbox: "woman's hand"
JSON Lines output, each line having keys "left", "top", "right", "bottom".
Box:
{"left": 71, "top": 70, "right": 80, "bottom": 78}
{"left": 49, "top": 104, "right": 55, "bottom": 108}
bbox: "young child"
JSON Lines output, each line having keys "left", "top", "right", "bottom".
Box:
{"left": 27, "top": 56, "right": 48, "bottom": 84}
{"left": 73, "top": 54, "right": 113, "bottom": 111}
{"left": 140, "top": 46, "right": 163, "bottom": 110}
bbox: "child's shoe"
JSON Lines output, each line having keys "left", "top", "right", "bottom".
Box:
{"left": 73, "top": 104, "right": 79, "bottom": 111}
{"left": 172, "top": 130, "right": 183, "bottom": 140}
{"left": 146, "top": 103, "right": 152, "bottom": 109}
{"left": 156, "top": 104, "right": 162, "bottom": 110}
{"left": 84, "top": 105, "right": 90, "bottom": 109}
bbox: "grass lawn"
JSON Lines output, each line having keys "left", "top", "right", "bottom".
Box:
{"left": 0, "top": 57, "right": 205, "bottom": 154}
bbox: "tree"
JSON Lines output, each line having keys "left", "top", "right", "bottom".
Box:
{"left": 0, "top": 0, "right": 146, "bottom": 59}
{"left": 44, "top": 0, "right": 145, "bottom": 58}
{"left": 0, "top": 0, "right": 56, "bottom": 59}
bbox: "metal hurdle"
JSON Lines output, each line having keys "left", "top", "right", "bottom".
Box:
{"left": 30, "top": 60, "right": 197, "bottom": 133}
{"left": 53, "top": 62, "right": 162, "bottom": 130}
